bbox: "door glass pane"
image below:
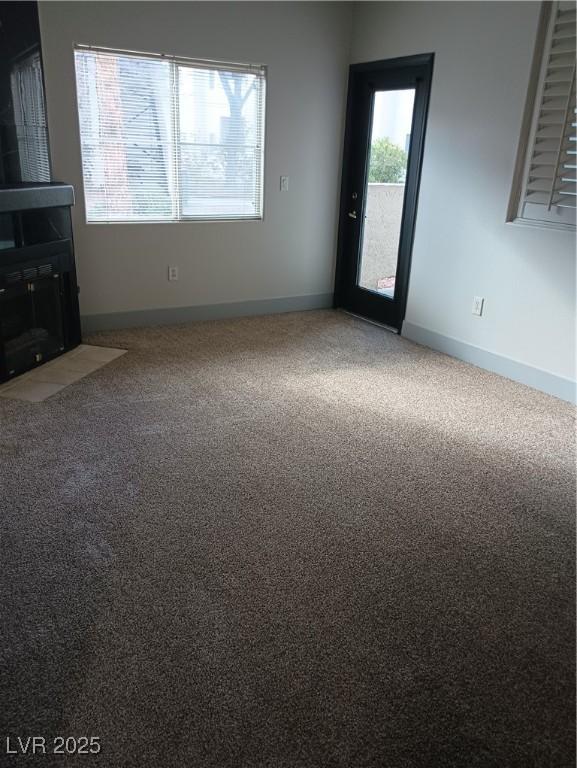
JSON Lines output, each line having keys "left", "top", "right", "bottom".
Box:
{"left": 358, "top": 89, "right": 415, "bottom": 297}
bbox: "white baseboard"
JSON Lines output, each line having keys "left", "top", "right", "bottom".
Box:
{"left": 402, "top": 322, "right": 576, "bottom": 404}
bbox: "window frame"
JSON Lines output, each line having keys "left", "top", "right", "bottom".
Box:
{"left": 507, "top": 2, "right": 576, "bottom": 233}
{"left": 72, "top": 44, "right": 267, "bottom": 225}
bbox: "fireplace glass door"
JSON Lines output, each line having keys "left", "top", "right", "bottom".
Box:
{"left": 0, "top": 275, "right": 64, "bottom": 377}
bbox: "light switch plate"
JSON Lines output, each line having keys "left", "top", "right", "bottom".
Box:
{"left": 280, "top": 176, "right": 289, "bottom": 192}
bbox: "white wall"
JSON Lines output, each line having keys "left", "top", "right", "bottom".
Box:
{"left": 351, "top": 2, "right": 576, "bottom": 382}
{"left": 40, "top": 1, "right": 575, "bottom": 385}
{"left": 38, "top": 2, "right": 352, "bottom": 317}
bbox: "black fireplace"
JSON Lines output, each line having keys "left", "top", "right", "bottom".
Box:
{"left": 0, "top": 4, "right": 78, "bottom": 385}
{"left": 0, "top": 183, "right": 81, "bottom": 383}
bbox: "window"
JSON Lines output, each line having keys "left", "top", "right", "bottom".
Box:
{"left": 10, "top": 50, "right": 51, "bottom": 183}
{"left": 73, "top": 46, "right": 266, "bottom": 223}
{"left": 508, "top": 1, "right": 576, "bottom": 231}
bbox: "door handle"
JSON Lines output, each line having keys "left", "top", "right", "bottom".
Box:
{"left": 348, "top": 210, "right": 357, "bottom": 219}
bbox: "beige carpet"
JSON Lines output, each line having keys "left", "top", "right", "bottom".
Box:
{"left": 1, "top": 309, "right": 574, "bottom": 767}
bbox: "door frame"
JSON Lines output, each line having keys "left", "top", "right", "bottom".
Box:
{"left": 334, "top": 53, "right": 434, "bottom": 331}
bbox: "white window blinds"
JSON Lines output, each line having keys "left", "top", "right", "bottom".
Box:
{"left": 10, "top": 50, "right": 51, "bottom": 183}
{"left": 74, "top": 46, "right": 266, "bottom": 222}
{"left": 510, "top": 2, "right": 576, "bottom": 230}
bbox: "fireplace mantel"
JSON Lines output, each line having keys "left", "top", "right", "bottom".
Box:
{"left": 0, "top": 183, "right": 74, "bottom": 214}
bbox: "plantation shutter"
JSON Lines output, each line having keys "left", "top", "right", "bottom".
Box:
{"left": 519, "top": 1, "right": 576, "bottom": 228}
{"left": 74, "top": 46, "right": 266, "bottom": 223}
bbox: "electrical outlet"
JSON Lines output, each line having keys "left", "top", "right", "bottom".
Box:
{"left": 472, "top": 296, "right": 484, "bottom": 316}
{"left": 168, "top": 266, "right": 179, "bottom": 282}
{"left": 280, "top": 175, "right": 289, "bottom": 192}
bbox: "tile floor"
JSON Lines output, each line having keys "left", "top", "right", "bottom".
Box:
{"left": 0, "top": 344, "right": 126, "bottom": 403}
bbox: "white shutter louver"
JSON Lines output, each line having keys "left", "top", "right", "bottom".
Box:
{"left": 74, "top": 46, "right": 266, "bottom": 223}
{"left": 516, "top": 1, "right": 576, "bottom": 229}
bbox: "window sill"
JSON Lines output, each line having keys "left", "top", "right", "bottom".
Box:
{"left": 84, "top": 217, "right": 264, "bottom": 225}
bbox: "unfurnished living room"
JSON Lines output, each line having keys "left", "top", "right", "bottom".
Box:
{"left": 0, "top": 1, "right": 575, "bottom": 766}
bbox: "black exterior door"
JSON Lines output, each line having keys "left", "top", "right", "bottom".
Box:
{"left": 334, "top": 54, "right": 434, "bottom": 331}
